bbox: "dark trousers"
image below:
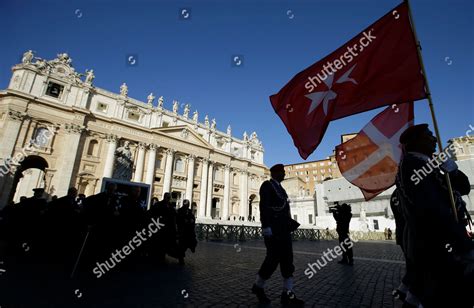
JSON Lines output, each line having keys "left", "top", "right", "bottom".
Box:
{"left": 258, "top": 234, "right": 295, "bottom": 280}
{"left": 338, "top": 234, "right": 353, "bottom": 262}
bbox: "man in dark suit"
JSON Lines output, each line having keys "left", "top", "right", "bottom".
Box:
{"left": 396, "top": 124, "right": 473, "bottom": 308}
{"left": 252, "top": 164, "right": 304, "bottom": 306}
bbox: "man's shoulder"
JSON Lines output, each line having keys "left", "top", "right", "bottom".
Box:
{"left": 259, "top": 180, "right": 274, "bottom": 191}
{"left": 400, "top": 153, "right": 429, "bottom": 170}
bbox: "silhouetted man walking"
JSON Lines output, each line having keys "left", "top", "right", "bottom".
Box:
{"left": 252, "top": 164, "right": 304, "bottom": 306}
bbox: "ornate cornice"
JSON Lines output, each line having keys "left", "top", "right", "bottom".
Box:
{"left": 105, "top": 134, "right": 118, "bottom": 143}
{"left": 165, "top": 148, "right": 176, "bottom": 156}
{"left": 7, "top": 110, "right": 26, "bottom": 121}
{"left": 64, "top": 123, "right": 85, "bottom": 134}
{"left": 148, "top": 143, "right": 158, "bottom": 151}
{"left": 186, "top": 154, "right": 196, "bottom": 162}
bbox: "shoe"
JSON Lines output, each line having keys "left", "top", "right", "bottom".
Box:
{"left": 337, "top": 259, "right": 348, "bottom": 264}
{"left": 251, "top": 284, "right": 271, "bottom": 304}
{"left": 281, "top": 291, "right": 304, "bottom": 307}
{"left": 391, "top": 289, "right": 406, "bottom": 302}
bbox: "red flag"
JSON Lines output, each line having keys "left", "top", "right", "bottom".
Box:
{"left": 270, "top": 2, "right": 426, "bottom": 159}
{"left": 335, "top": 103, "right": 414, "bottom": 200}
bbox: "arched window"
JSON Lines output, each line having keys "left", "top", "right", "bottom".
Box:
{"left": 87, "top": 140, "right": 98, "bottom": 156}
{"left": 174, "top": 158, "right": 184, "bottom": 173}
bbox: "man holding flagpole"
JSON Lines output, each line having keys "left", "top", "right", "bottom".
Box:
{"left": 396, "top": 124, "right": 473, "bottom": 307}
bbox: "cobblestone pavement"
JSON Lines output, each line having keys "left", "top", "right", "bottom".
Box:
{"left": 0, "top": 240, "right": 405, "bottom": 308}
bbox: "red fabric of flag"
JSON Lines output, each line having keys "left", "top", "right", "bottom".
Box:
{"left": 270, "top": 2, "right": 426, "bottom": 159}
{"left": 335, "top": 102, "right": 414, "bottom": 201}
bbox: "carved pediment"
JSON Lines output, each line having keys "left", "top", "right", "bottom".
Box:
{"left": 153, "top": 125, "right": 213, "bottom": 150}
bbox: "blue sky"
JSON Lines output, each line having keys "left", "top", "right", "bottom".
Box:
{"left": 1, "top": 0, "right": 473, "bottom": 167}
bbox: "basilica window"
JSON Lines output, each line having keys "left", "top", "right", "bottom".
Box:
{"left": 96, "top": 102, "right": 108, "bottom": 113}
{"left": 233, "top": 173, "right": 238, "bottom": 185}
{"left": 155, "top": 156, "right": 162, "bottom": 169}
{"left": 215, "top": 168, "right": 222, "bottom": 181}
{"left": 127, "top": 111, "right": 140, "bottom": 121}
{"left": 174, "top": 158, "right": 184, "bottom": 173}
{"left": 87, "top": 140, "right": 99, "bottom": 156}
{"left": 45, "top": 81, "right": 64, "bottom": 99}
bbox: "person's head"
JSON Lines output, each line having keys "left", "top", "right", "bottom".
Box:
{"left": 182, "top": 199, "right": 190, "bottom": 209}
{"left": 51, "top": 195, "right": 58, "bottom": 201}
{"left": 78, "top": 194, "right": 86, "bottom": 200}
{"left": 162, "top": 192, "right": 171, "bottom": 203}
{"left": 151, "top": 197, "right": 159, "bottom": 204}
{"left": 67, "top": 187, "right": 78, "bottom": 199}
{"left": 20, "top": 196, "right": 27, "bottom": 202}
{"left": 270, "top": 164, "right": 285, "bottom": 183}
{"left": 105, "top": 183, "right": 117, "bottom": 196}
{"left": 33, "top": 188, "right": 45, "bottom": 198}
{"left": 341, "top": 203, "right": 351, "bottom": 212}
{"left": 400, "top": 124, "right": 437, "bottom": 156}
{"left": 129, "top": 186, "right": 141, "bottom": 199}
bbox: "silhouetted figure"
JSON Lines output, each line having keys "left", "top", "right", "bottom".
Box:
{"left": 118, "top": 186, "right": 146, "bottom": 263}
{"left": 147, "top": 193, "right": 179, "bottom": 263}
{"left": 396, "top": 124, "right": 473, "bottom": 308}
{"left": 82, "top": 183, "right": 119, "bottom": 263}
{"left": 384, "top": 228, "right": 388, "bottom": 240}
{"left": 176, "top": 199, "right": 197, "bottom": 265}
{"left": 390, "top": 188, "right": 412, "bottom": 303}
{"left": 387, "top": 228, "right": 392, "bottom": 240}
{"left": 19, "top": 188, "right": 48, "bottom": 255}
{"left": 43, "top": 187, "right": 81, "bottom": 264}
{"left": 0, "top": 200, "right": 23, "bottom": 255}
{"left": 76, "top": 194, "right": 86, "bottom": 208}
{"left": 252, "top": 164, "right": 304, "bottom": 306}
{"left": 332, "top": 202, "right": 353, "bottom": 265}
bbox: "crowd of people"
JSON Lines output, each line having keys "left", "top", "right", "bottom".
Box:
{"left": 0, "top": 185, "right": 197, "bottom": 276}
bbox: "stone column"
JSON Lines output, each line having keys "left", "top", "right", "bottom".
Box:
{"left": 102, "top": 134, "right": 118, "bottom": 178}
{"left": 205, "top": 161, "right": 214, "bottom": 218}
{"left": 145, "top": 143, "right": 157, "bottom": 186}
{"left": 133, "top": 142, "right": 146, "bottom": 182}
{"left": 54, "top": 123, "right": 84, "bottom": 197}
{"left": 162, "top": 148, "right": 175, "bottom": 197}
{"left": 0, "top": 110, "right": 25, "bottom": 163}
{"left": 185, "top": 154, "right": 195, "bottom": 203}
{"left": 198, "top": 158, "right": 209, "bottom": 218}
{"left": 239, "top": 170, "right": 249, "bottom": 219}
{"left": 222, "top": 164, "right": 231, "bottom": 220}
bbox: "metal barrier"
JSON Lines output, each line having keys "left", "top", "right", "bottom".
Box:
{"left": 195, "top": 223, "right": 389, "bottom": 242}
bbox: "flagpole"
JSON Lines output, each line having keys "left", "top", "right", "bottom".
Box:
{"left": 404, "top": 0, "right": 459, "bottom": 222}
